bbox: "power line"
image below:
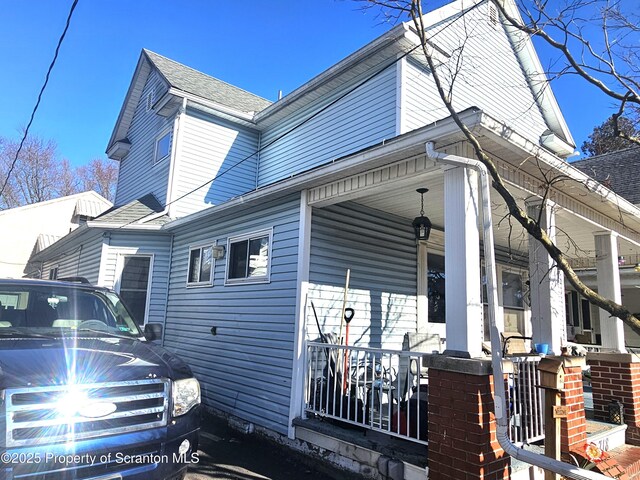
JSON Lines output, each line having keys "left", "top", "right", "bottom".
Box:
{"left": 118, "top": 1, "right": 484, "bottom": 228}
{"left": 0, "top": 0, "right": 80, "bottom": 207}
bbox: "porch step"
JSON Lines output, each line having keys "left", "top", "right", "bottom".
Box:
{"left": 608, "top": 444, "right": 640, "bottom": 480}
{"left": 586, "top": 419, "right": 628, "bottom": 452}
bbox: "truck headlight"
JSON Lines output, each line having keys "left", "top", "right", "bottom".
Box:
{"left": 172, "top": 378, "right": 201, "bottom": 417}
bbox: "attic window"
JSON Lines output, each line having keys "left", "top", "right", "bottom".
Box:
{"left": 154, "top": 130, "right": 172, "bottom": 164}
{"left": 488, "top": 4, "right": 498, "bottom": 27}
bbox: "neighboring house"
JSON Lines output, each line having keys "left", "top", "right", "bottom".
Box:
{"left": 0, "top": 191, "right": 111, "bottom": 279}
{"left": 566, "top": 146, "right": 640, "bottom": 346}
{"left": 572, "top": 146, "right": 640, "bottom": 207}
{"left": 30, "top": 0, "right": 640, "bottom": 477}
{"left": 28, "top": 194, "right": 172, "bottom": 327}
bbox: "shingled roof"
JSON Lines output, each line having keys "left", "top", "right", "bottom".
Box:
{"left": 571, "top": 147, "right": 640, "bottom": 205}
{"left": 94, "top": 194, "right": 170, "bottom": 226}
{"left": 143, "top": 50, "right": 272, "bottom": 114}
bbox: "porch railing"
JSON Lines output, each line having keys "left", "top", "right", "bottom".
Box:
{"left": 506, "top": 355, "right": 544, "bottom": 446}
{"left": 304, "top": 341, "right": 428, "bottom": 445}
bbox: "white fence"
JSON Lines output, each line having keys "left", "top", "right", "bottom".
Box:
{"left": 305, "top": 341, "right": 428, "bottom": 445}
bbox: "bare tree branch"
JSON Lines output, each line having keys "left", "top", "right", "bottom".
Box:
{"left": 364, "top": 0, "right": 640, "bottom": 337}
{"left": 0, "top": 133, "right": 118, "bottom": 208}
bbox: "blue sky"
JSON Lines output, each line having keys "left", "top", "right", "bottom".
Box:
{"left": 0, "top": 0, "right": 617, "bottom": 167}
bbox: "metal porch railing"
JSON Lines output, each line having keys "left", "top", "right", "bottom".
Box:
{"left": 304, "top": 341, "right": 428, "bottom": 445}
{"left": 506, "top": 355, "right": 545, "bottom": 446}
{"left": 305, "top": 342, "right": 548, "bottom": 447}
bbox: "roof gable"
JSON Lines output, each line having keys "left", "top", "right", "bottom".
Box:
{"left": 254, "top": 0, "right": 574, "bottom": 154}
{"left": 107, "top": 50, "right": 272, "bottom": 154}
{"left": 143, "top": 50, "right": 271, "bottom": 114}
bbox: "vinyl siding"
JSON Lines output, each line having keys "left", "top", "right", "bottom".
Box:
{"left": 257, "top": 65, "right": 397, "bottom": 187}
{"left": 308, "top": 203, "right": 418, "bottom": 350}
{"left": 403, "top": 2, "right": 549, "bottom": 144}
{"left": 163, "top": 194, "right": 301, "bottom": 434}
{"left": 40, "top": 232, "right": 104, "bottom": 284}
{"left": 115, "top": 70, "right": 173, "bottom": 207}
{"left": 100, "top": 232, "right": 172, "bottom": 326}
{"left": 171, "top": 110, "right": 260, "bottom": 218}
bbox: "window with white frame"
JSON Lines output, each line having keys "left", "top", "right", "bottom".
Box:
{"left": 118, "top": 255, "right": 152, "bottom": 326}
{"left": 481, "top": 265, "right": 528, "bottom": 339}
{"left": 154, "top": 130, "right": 171, "bottom": 164}
{"left": 49, "top": 267, "right": 58, "bottom": 280}
{"left": 187, "top": 245, "right": 214, "bottom": 286}
{"left": 501, "top": 268, "right": 526, "bottom": 335}
{"left": 226, "top": 230, "right": 271, "bottom": 284}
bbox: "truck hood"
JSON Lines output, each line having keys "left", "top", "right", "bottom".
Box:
{"left": 0, "top": 337, "right": 193, "bottom": 389}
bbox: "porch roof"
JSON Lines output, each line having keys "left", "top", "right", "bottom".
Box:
{"left": 164, "top": 108, "right": 640, "bottom": 262}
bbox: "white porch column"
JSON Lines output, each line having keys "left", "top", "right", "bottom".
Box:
{"left": 526, "top": 200, "right": 566, "bottom": 355}
{"left": 288, "top": 190, "right": 312, "bottom": 439}
{"left": 595, "top": 231, "right": 625, "bottom": 352}
{"left": 444, "top": 166, "right": 482, "bottom": 358}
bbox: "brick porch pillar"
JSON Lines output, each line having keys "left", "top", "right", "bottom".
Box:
{"left": 559, "top": 356, "right": 588, "bottom": 452}
{"left": 424, "top": 355, "right": 509, "bottom": 480}
{"left": 588, "top": 353, "right": 640, "bottom": 445}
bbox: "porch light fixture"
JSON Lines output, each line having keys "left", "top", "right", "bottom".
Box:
{"left": 618, "top": 256, "right": 626, "bottom": 266}
{"left": 212, "top": 245, "right": 226, "bottom": 260}
{"left": 412, "top": 188, "right": 432, "bottom": 242}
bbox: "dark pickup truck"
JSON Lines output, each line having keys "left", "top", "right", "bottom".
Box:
{"left": 0, "top": 279, "right": 200, "bottom": 480}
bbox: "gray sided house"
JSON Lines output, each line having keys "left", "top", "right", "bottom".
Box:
{"left": 30, "top": 0, "right": 640, "bottom": 475}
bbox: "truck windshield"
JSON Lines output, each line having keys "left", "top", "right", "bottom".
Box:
{"left": 0, "top": 284, "right": 143, "bottom": 339}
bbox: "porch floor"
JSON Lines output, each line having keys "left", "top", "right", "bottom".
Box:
{"left": 293, "top": 417, "right": 428, "bottom": 468}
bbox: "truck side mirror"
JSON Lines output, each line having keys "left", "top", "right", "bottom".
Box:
{"left": 144, "top": 323, "right": 163, "bottom": 342}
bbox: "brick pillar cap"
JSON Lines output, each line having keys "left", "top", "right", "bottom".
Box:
{"left": 422, "top": 354, "right": 493, "bottom": 376}
{"left": 587, "top": 352, "right": 638, "bottom": 363}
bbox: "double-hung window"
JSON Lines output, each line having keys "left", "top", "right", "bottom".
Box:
{"left": 226, "top": 230, "right": 272, "bottom": 284}
{"left": 187, "top": 245, "right": 214, "bottom": 286}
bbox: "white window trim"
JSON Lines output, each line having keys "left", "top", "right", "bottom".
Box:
{"left": 186, "top": 242, "right": 215, "bottom": 288}
{"left": 114, "top": 253, "right": 154, "bottom": 326}
{"left": 499, "top": 266, "right": 527, "bottom": 311}
{"left": 48, "top": 266, "right": 59, "bottom": 280}
{"left": 225, "top": 228, "right": 273, "bottom": 286}
{"left": 153, "top": 128, "right": 172, "bottom": 166}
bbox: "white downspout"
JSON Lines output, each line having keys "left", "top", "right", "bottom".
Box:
{"left": 425, "top": 142, "right": 608, "bottom": 480}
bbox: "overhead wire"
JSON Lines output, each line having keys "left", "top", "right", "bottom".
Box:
{"left": 0, "top": 0, "right": 80, "bottom": 208}
{"left": 120, "top": 0, "right": 485, "bottom": 229}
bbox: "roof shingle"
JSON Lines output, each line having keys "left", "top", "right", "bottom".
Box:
{"left": 143, "top": 49, "right": 272, "bottom": 114}
{"left": 94, "top": 194, "right": 169, "bottom": 225}
{"left": 571, "top": 147, "right": 640, "bottom": 206}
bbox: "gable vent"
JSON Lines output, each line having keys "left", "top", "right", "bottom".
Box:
{"left": 146, "top": 92, "right": 153, "bottom": 112}
{"left": 488, "top": 4, "right": 498, "bottom": 27}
